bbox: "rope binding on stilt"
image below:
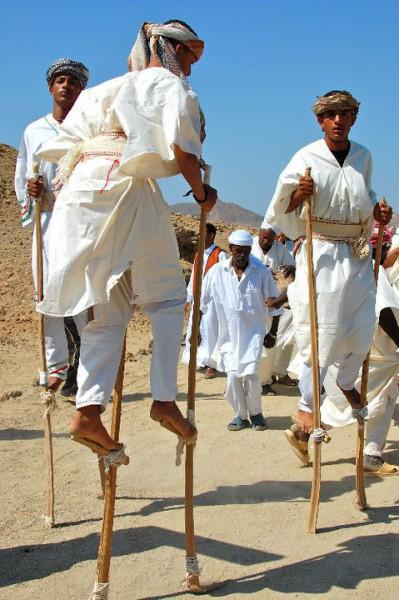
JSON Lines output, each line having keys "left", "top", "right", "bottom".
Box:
{"left": 88, "top": 581, "right": 109, "bottom": 599}
{"left": 40, "top": 390, "right": 57, "bottom": 418}
{"left": 102, "top": 445, "right": 129, "bottom": 473}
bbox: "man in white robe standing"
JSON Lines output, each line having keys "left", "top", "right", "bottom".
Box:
{"left": 201, "top": 230, "right": 283, "bottom": 431}
{"left": 265, "top": 90, "right": 392, "bottom": 445}
{"left": 252, "top": 221, "right": 296, "bottom": 393}
{"left": 15, "top": 58, "right": 89, "bottom": 392}
{"left": 183, "top": 223, "right": 228, "bottom": 377}
{"left": 36, "top": 20, "right": 217, "bottom": 458}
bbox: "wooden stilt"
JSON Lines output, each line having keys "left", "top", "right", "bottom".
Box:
{"left": 303, "top": 167, "right": 323, "bottom": 534}
{"left": 33, "top": 162, "right": 55, "bottom": 528}
{"left": 89, "top": 339, "right": 126, "bottom": 600}
{"left": 184, "top": 164, "right": 222, "bottom": 593}
{"left": 355, "top": 199, "right": 386, "bottom": 509}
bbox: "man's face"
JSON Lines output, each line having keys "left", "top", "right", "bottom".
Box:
{"left": 176, "top": 43, "right": 197, "bottom": 76}
{"left": 317, "top": 110, "right": 356, "bottom": 145}
{"left": 205, "top": 230, "right": 215, "bottom": 249}
{"left": 258, "top": 228, "right": 275, "bottom": 253}
{"left": 230, "top": 244, "right": 251, "bottom": 269}
{"left": 49, "top": 74, "right": 82, "bottom": 110}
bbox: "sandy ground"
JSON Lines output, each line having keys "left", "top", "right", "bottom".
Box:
{"left": 1, "top": 321, "right": 399, "bottom": 600}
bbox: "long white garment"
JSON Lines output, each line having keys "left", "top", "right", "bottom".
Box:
{"left": 252, "top": 238, "right": 296, "bottom": 383}
{"left": 200, "top": 256, "right": 283, "bottom": 377}
{"left": 15, "top": 114, "right": 69, "bottom": 378}
{"left": 183, "top": 244, "right": 228, "bottom": 368}
{"left": 322, "top": 267, "right": 399, "bottom": 456}
{"left": 265, "top": 138, "right": 377, "bottom": 368}
{"left": 36, "top": 67, "right": 201, "bottom": 317}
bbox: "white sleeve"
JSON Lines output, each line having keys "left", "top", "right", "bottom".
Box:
{"left": 364, "top": 151, "right": 377, "bottom": 206}
{"left": 116, "top": 71, "right": 202, "bottom": 179}
{"left": 262, "top": 267, "right": 284, "bottom": 317}
{"left": 186, "top": 267, "right": 194, "bottom": 303}
{"left": 14, "top": 130, "right": 34, "bottom": 229}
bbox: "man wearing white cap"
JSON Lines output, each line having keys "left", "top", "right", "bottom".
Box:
{"left": 252, "top": 220, "right": 296, "bottom": 393}
{"left": 201, "top": 230, "right": 283, "bottom": 430}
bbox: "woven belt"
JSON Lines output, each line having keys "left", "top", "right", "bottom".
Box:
{"left": 57, "top": 131, "right": 127, "bottom": 185}
{"left": 310, "top": 218, "right": 370, "bottom": 260}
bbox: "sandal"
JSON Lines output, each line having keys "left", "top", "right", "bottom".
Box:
{"left": 284, "top": 427, "right": 310, "bottom": 466}
{"left": 227, "top": 416, "right": 251, "bottom": 431}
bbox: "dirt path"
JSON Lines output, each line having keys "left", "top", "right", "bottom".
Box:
{"left": 1, "top": 324, "right": 399, "bottom": 600}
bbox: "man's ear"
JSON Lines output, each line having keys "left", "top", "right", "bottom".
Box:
{"left": 317, "top": 115, "right": 324, "bottom": 130}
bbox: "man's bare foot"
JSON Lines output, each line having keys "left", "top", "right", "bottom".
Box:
{"left": 70, "top": 406, "right": 122, "bottom": 451}
{"left": 150, "top": 400, "right": 197, "bottom": 440}
{"left": 337, "top": 384, "right": 362, "bottom": 409}
{"left": 292, "top": 409, "right": 314, "bottom": 433}
{"left": 48, "top": 376, "right": 64, "bottom": 392}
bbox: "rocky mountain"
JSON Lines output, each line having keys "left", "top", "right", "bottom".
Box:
{"left": 170, "top": 197, "right": 263, "bottom": 227}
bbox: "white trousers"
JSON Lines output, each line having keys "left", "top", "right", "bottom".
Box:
{"left": 365, "top": 395, "right": 397, "bottom": 457}
{"left": 298, "top": 353, "right": 365, "bottom": 413}
{"left": 225, "top": 372, "right": 262, "bottom": 418}
{"left": 76, "top": 273, "right": 184, "bottom": 411}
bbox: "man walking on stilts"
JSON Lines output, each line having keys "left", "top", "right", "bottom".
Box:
{"left": 36, "top": 20, "right": 217, "bottom": 458}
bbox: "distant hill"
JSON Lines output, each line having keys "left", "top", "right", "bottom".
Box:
{"left": 170, "top": 198, "right": 263, "bottom": 227}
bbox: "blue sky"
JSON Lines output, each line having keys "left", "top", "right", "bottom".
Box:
{"left": 1, "top": 0, "right": 398, "bottom": 214}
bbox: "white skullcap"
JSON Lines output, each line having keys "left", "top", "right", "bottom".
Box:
{"left": 260, "top": 217, "right": 280, "bottom": 234}
{"left": 228, "top": 230, "right": 253, "bottom": 246}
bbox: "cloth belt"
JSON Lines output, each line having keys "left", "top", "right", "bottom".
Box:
{"left": 57, "top": 131, "right": 127, "bottom": 185}
{"left": 311, "top": 218, "right": 370, "bottom": 260}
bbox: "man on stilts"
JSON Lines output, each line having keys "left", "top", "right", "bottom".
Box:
{"left": 264, "top": 90, "right": 392, "bottom": 455}
{"left": 36, "top": 21, "right": 217, "bottom": 458}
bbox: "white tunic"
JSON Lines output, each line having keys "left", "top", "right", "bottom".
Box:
{"left": 251, "top": 238, "right": 295, "bottom": 271}
{"left": 36, "top": 68, "right": 201, "bottom": 316}
{"left": 265, "top": 139, "right": 377, "bottom": 367}
{"left": 201, "top": 256, "right": 283, "bottom": 376}
{"left": 186, "top": 244, "right": 228, "bottom": 303}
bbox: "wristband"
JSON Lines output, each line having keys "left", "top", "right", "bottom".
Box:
{"left": 268, "top": 333, "right": 277, "bottom": 338}
{"left": 193, "top": 187, "right": 208, "bottom": 204}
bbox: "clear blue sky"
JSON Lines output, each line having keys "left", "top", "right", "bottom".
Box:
{"left": 1, "top": 0, "right": 398, "bottom": 214}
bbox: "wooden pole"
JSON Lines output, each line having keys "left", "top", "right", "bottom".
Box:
{"left": 183, "top": 166, "right": 222, "bottom": 593}
{"left": 87, "top": 306, "right": 107, "bottom": 499}
{"left": 33, "top": 162, "right": 55, "bottom": 528}
{"left": 89, "top": 339, "right": 126, "bottom": 599}
{"left": 355, "top": 198, "right": 386, "bottom": 509}
{"left": 303, "top": 167, "right": 322, "bottom": 534}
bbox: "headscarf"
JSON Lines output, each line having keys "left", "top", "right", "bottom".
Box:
{"left": 369, "top": 222, "right": 393, "bottom": 248}
{"left": 228, "top": 230, "right": 253, "bottom": 247}
{"left": 46, "top": 58, "right": 89, "bottom": 89}
{"left": 129, "top": 21, "right": 204, "bottom": 79}
{"left": 312, "top": 91, "right": 360, "bottom": 116}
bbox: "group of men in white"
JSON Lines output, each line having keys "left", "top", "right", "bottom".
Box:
{"left": 15, "top": 19, "right": 399, "bottom": 476}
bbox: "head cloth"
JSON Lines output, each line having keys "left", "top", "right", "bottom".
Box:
{"left": 260, "top": 218, "right": 280, "bottom": 235}
{"left": 312, "top": 91, "right": 360, "bottom": 116}
{"left": 46, "top": 58, "right": 89, "bottom": 89}
{"left": 228, "top": 230, "right": 253, "bottom": 247}
{"left": 129, "top": 21, "right": 204, "bottom": 79}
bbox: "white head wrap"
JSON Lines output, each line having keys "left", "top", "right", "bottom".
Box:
{"left": 228, "top": 230, "right": 253, "bottom": 247}
{"left": 260, "top": 218, "right": 280, "bottom": 234}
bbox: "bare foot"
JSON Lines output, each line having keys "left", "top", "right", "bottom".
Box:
{"left": 337, "top": 384, "right": 362, "bottom": 409}
{"left": 291, "top": 422, "right": 310, "bottom": 442}
{"left": 292, "top": 409, "right": 314, "bottom": 433}
{"left": 150, "top": 401, "right": 197, "bottom": 440}
{"left": 70, "top": 406, "right": 122, "bottom": 451}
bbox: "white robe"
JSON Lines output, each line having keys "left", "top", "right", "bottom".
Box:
{"left": 182, "top": 244, "right": 228, "bottom": 368}
{"left": 322, "top": 268, "right": 399, "bottom": 454}
{"left": 265, "top": 138, "right": 377, "bottom": 368}
{"left": 200, "top": 256, "right": 283, "bottom": 377}
{"left": 36, "top": 68, "right": 201, "bottom": 316}
{"left": 252, "top": 238, "right": 296, "bottom": 383}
